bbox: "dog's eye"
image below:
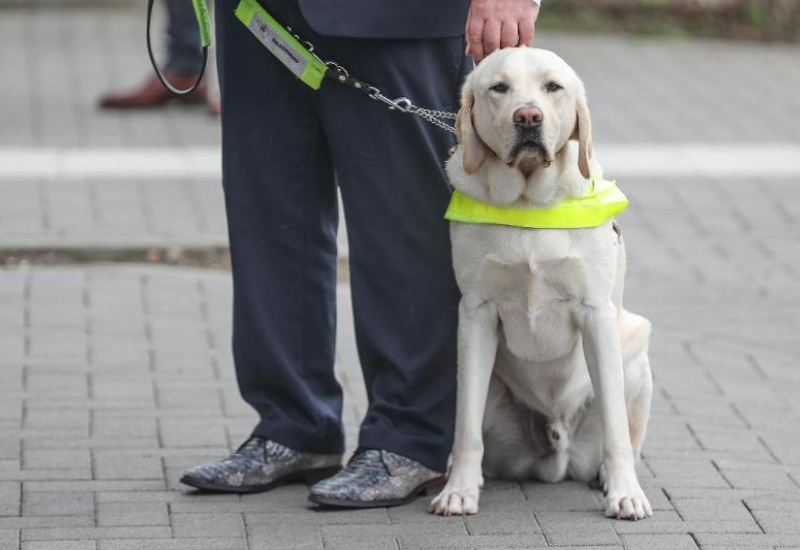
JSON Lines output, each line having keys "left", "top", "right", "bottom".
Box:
{"left": 544, "top": 81, "right": 563, "bottom": 93}
{"left": 490, "top": 82, "right": 510, "bottom": 94}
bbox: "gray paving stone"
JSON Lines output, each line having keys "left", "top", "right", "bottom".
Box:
{"left": 93, "top": 453, "right": 163, "bottom": 481}
{"left": 22, "top": 542, "right": 97, "bottom": 550}
{"left": 244, "top": 500, "right": 390, "bottom": 526}
{"left": 522, "top": 481, "right": 603, "bottom": 512}
{"left": 96, "top": 502, "right": 169, "bottom": 527}
{"left": 98, "top": 541, "right": 246, "bottom": 550}
{"left": 0, "top": 518, "right": 94, "bottom": 530}
{"left": 671, "top": 498, "right": 754, "bottom": 522}
{"left": 536, "top": 511, "right": 621, "bottom": 546}
{"left": 745, "top": 494, "right": 800, "bottom": 512}
{"left": 23, "top": 481, "right": 166, "bottom": 493}
{"left": 247, "top": 525, "right": 323, "bottom": 550}
{"left": 0, "top": 529, "right": 19, "bottom": 550}
{"left": 620, "top": 533, "right": 698, "bottom": 549}
{"left": 21, "top": 527, "right": 172, "bottom": 542}
{"left": 400, "top": 533, "right": 548, "bottom": 548}
{"left": 158, "top": 418, "right": 227, "bottom": 448}
{"left": 319, "top": 522, "right": 466, "bottom": 538}
{"left": 722, "top": 468, "right": 796, "bottom": 491}
{"left": 23, "top": 450, "right": 91, "bottom": 471}
{"left": 90, "top": 416, "right": 158, "bottom": 440}
{"left": 23, "top": 410, "right": 89, "bottom": 434}
{"left": 22, "top": 492, "right": 94, "bottom": 517}
{"left": 612, "top": 510, "right": 761, "bottom": 535}
{"left": 464, "top": 510, "right": 540, "bottom": 536}
{"left": 320, "top": 534, "right": 399, "bottom": 550}
{"left": 170, "top": 512, "right": 245, "bottom": 538}
{"left": 695, "top": 533, "right": 800, "bottom": 546}
{"left": 0, "top": 483, "right": 20, "bottom": 517}
{"left": 751, "top": 510, "right": 800, "bottom": 534}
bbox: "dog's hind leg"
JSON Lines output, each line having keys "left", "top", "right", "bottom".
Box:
{"left": 482, "top": 375, "right": 540, "bottom": 480}
{"left": 627, "top": 356, "right": 652, "bottom": 460}
{"left": 483, "top": 375, "right": 564, "bottom": 481}
{"left": 566, "top": 401, "right": 604, "bottom": 483}
{"left": 620, "top": 310, "right": 653, "bottom": 461}
{"left": 530, "top": 448, "right": 570, "bottom": 484}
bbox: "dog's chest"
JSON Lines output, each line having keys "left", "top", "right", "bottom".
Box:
{"left": 452, "top": 223, "right": 617, "bottom": 358}
{"left": 478, "top": 252, "right": 590, "bottom": 362}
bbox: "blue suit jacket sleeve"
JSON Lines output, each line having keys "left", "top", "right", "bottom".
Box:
{"left": 297, "top": 0, "right": 471, "bottom": 39}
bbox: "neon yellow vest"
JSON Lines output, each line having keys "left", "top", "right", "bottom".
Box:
{"left": 444, "top": 175, "right": 628, "bottom": 229}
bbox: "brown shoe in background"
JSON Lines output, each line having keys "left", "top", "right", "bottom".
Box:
{"left": 207, "top": 96, "right": 221, "bottom": 117}
{"left": 99, "top": 72, "right": 207, "bottom": 109}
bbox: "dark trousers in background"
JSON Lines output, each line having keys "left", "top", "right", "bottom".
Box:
{"left": 215, "top": 0, "right": 467, "bottom": 471}
{"left": 165, "top": 0, "right": 204, "bottom": 75}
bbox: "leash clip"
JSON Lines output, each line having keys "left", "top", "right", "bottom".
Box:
{"left": 392, "top": 97, "right": 414, "bottom": 113}
{"left": 325, "top": 61, "right": 349, "bottom": 77}
{"left": 369, "top": 89, "right": 414, "bottom": 113}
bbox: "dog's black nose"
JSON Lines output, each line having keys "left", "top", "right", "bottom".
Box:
{"left": 514, "top": 106, "right": 544, "bottom": 128}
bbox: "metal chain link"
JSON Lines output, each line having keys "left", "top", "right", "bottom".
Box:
{"left": 370, "top": 95, "right": 458, "bottom": 133}
{"left": 409, "top": 106, "right": 458, "bottom": 133}
{"left": 286, "top": 27, "right": 458, "bottom": 134}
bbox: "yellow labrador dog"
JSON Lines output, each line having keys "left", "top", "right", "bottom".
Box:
{"left": 429, "top": 48, "right": 653, "bottom": 520}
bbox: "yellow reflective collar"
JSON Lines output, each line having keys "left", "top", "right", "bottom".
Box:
{"left": 444, "top": 176, "right": 628, "bottom": 229}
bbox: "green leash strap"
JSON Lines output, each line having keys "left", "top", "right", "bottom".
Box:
{"left": 192, "top": 0, "right": 212, "bottom": 48}
{"left": 235, "top": 0, "right": 328, "bottom": 90}
{"left": 232, "top": 0, "right": 458, "bottom": 132}
{"left": 147, "top": 0, "right": 211, "bottom": 96}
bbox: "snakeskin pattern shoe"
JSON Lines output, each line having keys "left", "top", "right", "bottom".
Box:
{"left": 180, "top": 437, "right": 342, "bottom": 493}
{"left": 308, "top": 448, "right": 445, "bottom": 508}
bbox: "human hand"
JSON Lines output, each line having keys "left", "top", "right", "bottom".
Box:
{"left": 465, "top": 0, "right": 540, "bottom": 63}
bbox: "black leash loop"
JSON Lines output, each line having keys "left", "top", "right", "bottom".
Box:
{"left": 146, "top": 0, "right": 209, "bottom": 96}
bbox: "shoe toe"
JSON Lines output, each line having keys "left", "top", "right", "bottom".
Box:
{"left": 180, "top": 461, "right": 229, "bottom": 487}
{"left": 180, "top": 469, "right": 209, "bottom": 487}
{"left": 308, "top": 478, "right": 336, "bottom": 498}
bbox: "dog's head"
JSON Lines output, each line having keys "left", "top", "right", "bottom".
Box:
{"left": 456, "top": 48, "right": 593, "bottom": 179}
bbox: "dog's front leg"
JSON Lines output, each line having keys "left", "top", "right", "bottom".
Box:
{"left": 580, "top": 305, "right": 652, "bottom": 520}
{"left": 429, "top": 298, "right": 499, "bottom": 516}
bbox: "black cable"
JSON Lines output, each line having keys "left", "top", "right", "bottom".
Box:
{"left": 146, "top": 0, "right": 208, "bottom": 96}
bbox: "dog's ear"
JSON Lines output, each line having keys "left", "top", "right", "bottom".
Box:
{"left": 456, "top": 83, "right": 489, "bottom": 175}
{"left": 571, "top": 93, "right": 594, "bottom": 180}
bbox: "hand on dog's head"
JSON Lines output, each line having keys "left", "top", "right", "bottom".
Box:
{"left": 455, "top": 48, "right": 593, "bottom": 181}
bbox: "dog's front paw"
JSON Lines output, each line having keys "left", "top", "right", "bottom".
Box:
{"left": 604, "top": 473, "right": 652, "bottom": 520}
{"left": 428, "top": 477, "right": 481, "bottom": 516}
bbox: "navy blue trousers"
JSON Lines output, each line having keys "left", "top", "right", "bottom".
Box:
{"left": 216, "top": 0, "right": 467, "bottom": 470}
{"left": 164, "top": 0, "right": 204, "bottom": 76}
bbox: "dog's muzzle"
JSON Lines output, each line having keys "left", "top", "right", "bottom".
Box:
{"left": 509, "top": 127, "right": 548, "bottom": 162}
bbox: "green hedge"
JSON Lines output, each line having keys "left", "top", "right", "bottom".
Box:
{"left": 538, "top": 0, "right": 800, "bottom": 41}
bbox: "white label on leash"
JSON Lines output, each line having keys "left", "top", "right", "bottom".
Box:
{"left": 248, "top": 12, "right": 308, "bottom": 79}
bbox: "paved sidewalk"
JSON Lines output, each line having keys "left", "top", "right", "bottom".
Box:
{"left": 1, "top": 168, "right": 800, "bottom": 549}
{"left": 1, "top": 7, "right": 800, "bottom": 251}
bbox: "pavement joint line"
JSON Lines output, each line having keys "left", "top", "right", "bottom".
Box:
{"left": 2, "top": 144, "right": 800, "bottom": 178}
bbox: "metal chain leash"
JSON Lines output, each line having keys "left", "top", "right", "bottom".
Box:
{"left": 407, "top": 105, "right": 459, "bottom": 133}
{"left": 362, "top": 92, "right": 458, "bottom": 134}
{"left": 286, "top": 28, "right": 458, "bottom": 134}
